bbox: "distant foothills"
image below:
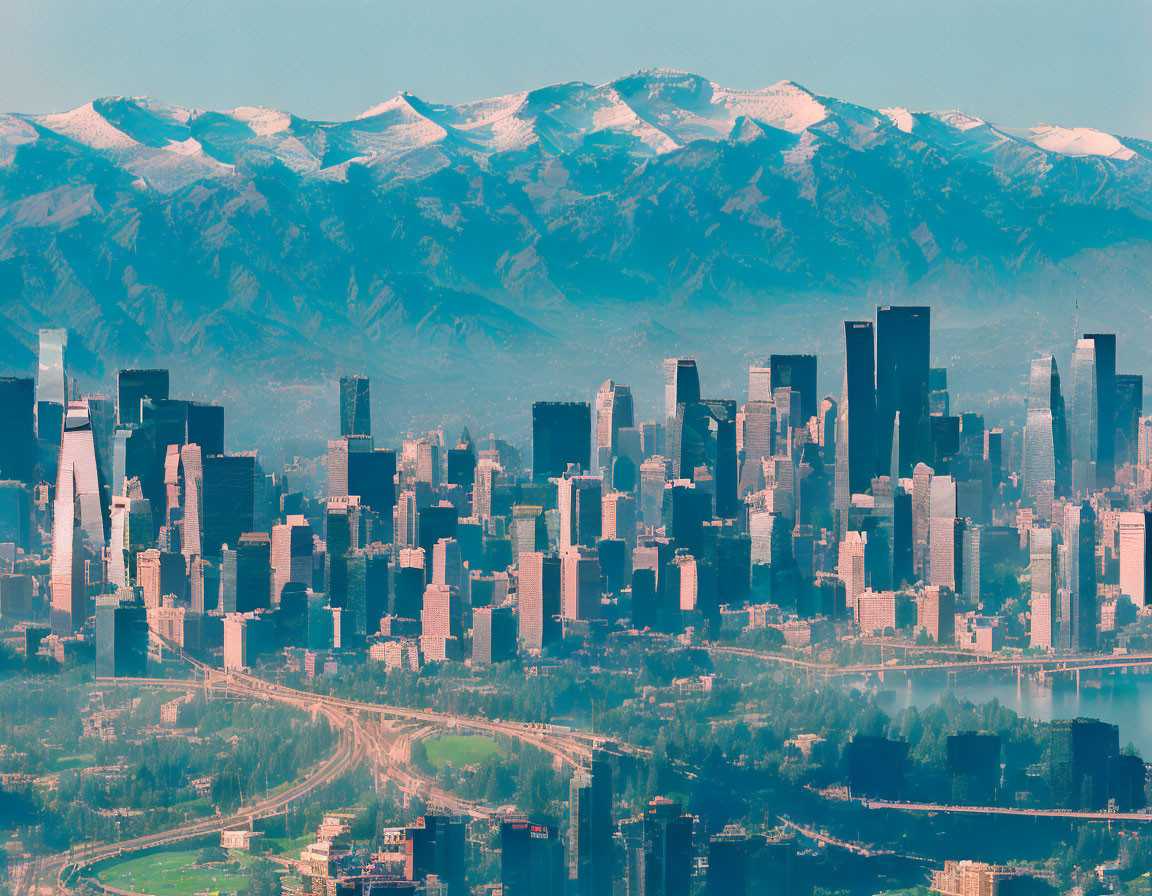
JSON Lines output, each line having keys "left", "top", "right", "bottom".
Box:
{"left": 1, "top": 69, "right": 1150, "bottom": 445}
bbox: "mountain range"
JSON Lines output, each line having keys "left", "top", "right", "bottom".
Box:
{"left": 1, "top": 69, "right": 1150, "bottom": 447}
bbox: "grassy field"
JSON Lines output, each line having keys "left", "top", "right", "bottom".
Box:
{"left": 422, "top": 734, "right": 503, "bottom": 769}
{"left": 96, "top": 848, "right": 255, "bottom": 896}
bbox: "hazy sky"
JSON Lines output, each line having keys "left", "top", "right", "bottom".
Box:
{"left": 4, "top": 0, "right": 1150, "bottom": 138}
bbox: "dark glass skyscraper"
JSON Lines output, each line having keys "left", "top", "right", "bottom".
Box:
{"left": 345, "top": 448, "right": 396, "bottom": 515}
{"left": 201, "top": 455, "right": 257, "bottom": 558}
{"left": 501, "top": 818, "right": 564, "bottom": 896}
{"left": 840, "top": 321, "right": 877, "bottom": 497}
{"left": 669, "top": 399, "right": 738, "bottom": 519}
{"left": 339, "top": 374, "right": 371, "bottom": 437}
{"left": 532, "top": 402, "right": 591, "bottom": 481}
{"left": 569, "top": 754, "right": 614, "bottom": 896}
{"left": 1115, "top": 373, "right": 1143, "bottom": 468}
{"left": 186, "top": 402, "right": 225, "bottom": 456}
{"left": 0, "top": 377, "right": 35, "bottom": 484}
{"left": 876, "top": 306, "right": 930, "bottom": 478}
{"left": 1084, "top": 333, "right": 1116, "bottom": 486}
{"left": 642, "top": 797, "right": 693, "bottom": 896}
{"left": 404, "top": 814, "right": 467, "bottom": 896}
{"left": 769, "top": 353, "right": 818, "bottom": 422}
{"left": 116, "top": 368, "right": 170, "bottom": 426}
{"left": 663, "top": 358, "right": 701, "bottom": 432}
{"left": 221, "top": 533, "right": 272, "bottom": 614}
{"left": 95, "top": 594, "right": 148, "bottom": 679}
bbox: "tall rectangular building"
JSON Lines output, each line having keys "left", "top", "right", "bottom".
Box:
{"left": 339, "top": 374, "right": 371, "bottom": 438}
{"left": 1115, "top": 374, "right": 1143, "bottom": 469}
{"left": 532, "top": 402, "right": 592, "bottom": 481}
{"left": 1064, "top": 502, "right": 1097, "bottom": 653}
{"left": 518, "top": 552, "right": 561, "bottom": 651}
{"left": 1118, "top": 511, "right": 1151, "bottom": 608}
{"left": 569, "top": 756, "right": 613, "bottom": 896}
{"left": 221, "top": 532, "right": 272, "bottom": 614}
{"left": 501, "top": 818, "right": 563, "bottom": 896}
{"left": 1070, "top": 339, "right": 1098, "bottom": 495}
{"left": 200, "top": 454, "right": 256, "bottom": 558}
{"left": 561, "top": 547, "right": 601, "bottom": 621}
{"left": 1084, "top": 333, "right": 1117, "bottom": 487}
{"left": 1030, "top": 527, "right": 1056, "bottom": 650}
{"left": 186, "top": 402, "right": 225, "bottom": 457}
{"left": 769, "top": 354, "right": 818, "bottom": 422}
{"left": 272, "top": 516, "right": 313, "bottom": 603}
{"left": 472, "top": 604, "right": 517, "bottom": 665}
{"left": 668, "top": 399, "right": 738, "bottom": 518}
{"left": 0, "top": 378, "right": 35, "bottom": 484}
{"left": 876, "top": 306, "right": 930, "bottom": 478}
{"left": 116, "top": 369, "right": 170, "bottom": 427}
{"left": 558, "top": 475, "right": 602, "bottom": 550}
{"left": 840, "top": 320, "right": 877, "bottom": 497}
{"left": 663, "top": 358, "right": 701, "bottom": 433}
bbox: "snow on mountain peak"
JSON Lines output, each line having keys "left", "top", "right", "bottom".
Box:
{"left": 37, "top": 101, "right": 141, "bottom": 150}
{"left": 1025, "top": 124, "right": 1137, "bottom": 161}
{"left": 226, "top": 106, "right": 292, "bottom": 137}
{"left": 5, "top": 73, "right": 1145, "bottom": 185}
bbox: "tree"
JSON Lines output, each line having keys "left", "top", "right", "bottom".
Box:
{"left": 246, "top": 858, "right": 281, "bottom": 896}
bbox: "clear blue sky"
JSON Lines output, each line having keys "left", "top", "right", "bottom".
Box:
{"left": 5, "top": 0, "right": 1150, "bottom": 138}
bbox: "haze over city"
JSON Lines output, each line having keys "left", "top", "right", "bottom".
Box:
{"left": 2, "top": 5, "right": 1152, "bottom": 896}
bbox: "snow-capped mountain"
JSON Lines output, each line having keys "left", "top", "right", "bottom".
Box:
{"left": 1, "top": 69, "right": 1150, "bottom": 442}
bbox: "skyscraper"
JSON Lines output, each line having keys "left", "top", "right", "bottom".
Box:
{"left": 221, "top": 533, "right": 272, "bottom": 614}
{"left": 748, "top": 366, "right": 772, "bottom": 403}
{"left": 472, "top": 605, "right": 517, "bottom": 665}
{"left": 0, "top": 378, "right": 35, "bottom": 484}
{"left": 668, "top": 399, "right": 738, "bottom": 519}
{"left": 339, "top": 374, "right": 371, "bottom": 437}
{"left": 532, "top": 402, "right": 592, "bottom": 481}
{"left": 116, "top": 369, "right": 170, "bottom": 427}
{"left": 501, "top": 817, "right": 564, "bottom": 896}
{"left": 200, "top": 454, "right": 257, "bottom": 558}
{"left": 595, "top": 379, "right": 634, "bottom": 470}
{"left": 403, "top": 815, "right": 467, "bottom": 896}
{"left": 272, "top": 515, "right": 313, "bottom": 603}
{"left": 558, "top": 475, "right": 602, "bottom": 550}
{"left": 1118, "top": 511, "right": 1151, "bottom": 608}
{"left": 911, "top": 463, "right": 934, "bottom": 582}
{"left": 569, "top": 755, "right": 613, "bottom": 896}
{"left": 1029, "top": 527, "right": 1056, "bottom": 651}
{"left": 95, "top": 593, "right": 148, "bottom": 678}
{"left": 1070, "top": 338, "right": 1098, "bottom": 496}
{"left": 641, "top": 797, "right": 693, "bottom": 896}
{"left": 769, "top": 353, "right": 818, "bottom": 422}
{"left": 1024, "top": 355, "right": 1069, "bottom": 515}
{"left": 561, "top": 546, "right": 601, "bottom": 621}
{"left": 186, "top": 402, "right": 225, "bottom": 457}
{"left": 838, "top": 531, "right": 867, "bottom": 619}
{"left": 842, "top": 321, "right": 877, "bottom": 496}
{"left": 518, "top": 552, "right": 561, "bottom": 651}
{"left": 1115, "top": 373, "right": 1143, "bottom": 469}
{"left": 36, "top": 328, "right": 68, "bottom": 440}
{"left": 876, "top": 306, "right": 930, "bottom": 479}
{"left": 663, "top": 358, "right": 701, "bottom": 433}
{"left": 1064, "top": 502, "right": 1097, "bottom": 653}
{"left": 1084, "top": 333, "right": 1117, "bottom": 487}
{"left": 51, "top": 402, "right": 108, "bottom": 634}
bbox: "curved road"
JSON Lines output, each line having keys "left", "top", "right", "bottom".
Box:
{"left": 21, "top": 704, "right": 359, "bottom": 896}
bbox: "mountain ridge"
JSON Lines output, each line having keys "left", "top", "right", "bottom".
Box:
{"left": 1, "top": 70, "right": 1150, "bottom": 445}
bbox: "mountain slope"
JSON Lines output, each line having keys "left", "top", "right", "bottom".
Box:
{"left": 1, "top": 69, "right": 1150, "bottom": 444}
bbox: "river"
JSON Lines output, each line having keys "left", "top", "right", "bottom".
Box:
{"left": 867, "top": 667, "right": 1152, "bottom": 755}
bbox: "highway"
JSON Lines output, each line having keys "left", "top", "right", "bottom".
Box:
{"left": 20, "top": 703, "right": 360, "bottom": 896}
{"left": 707, "top": 644, "right": 1152, "bottom": 678}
